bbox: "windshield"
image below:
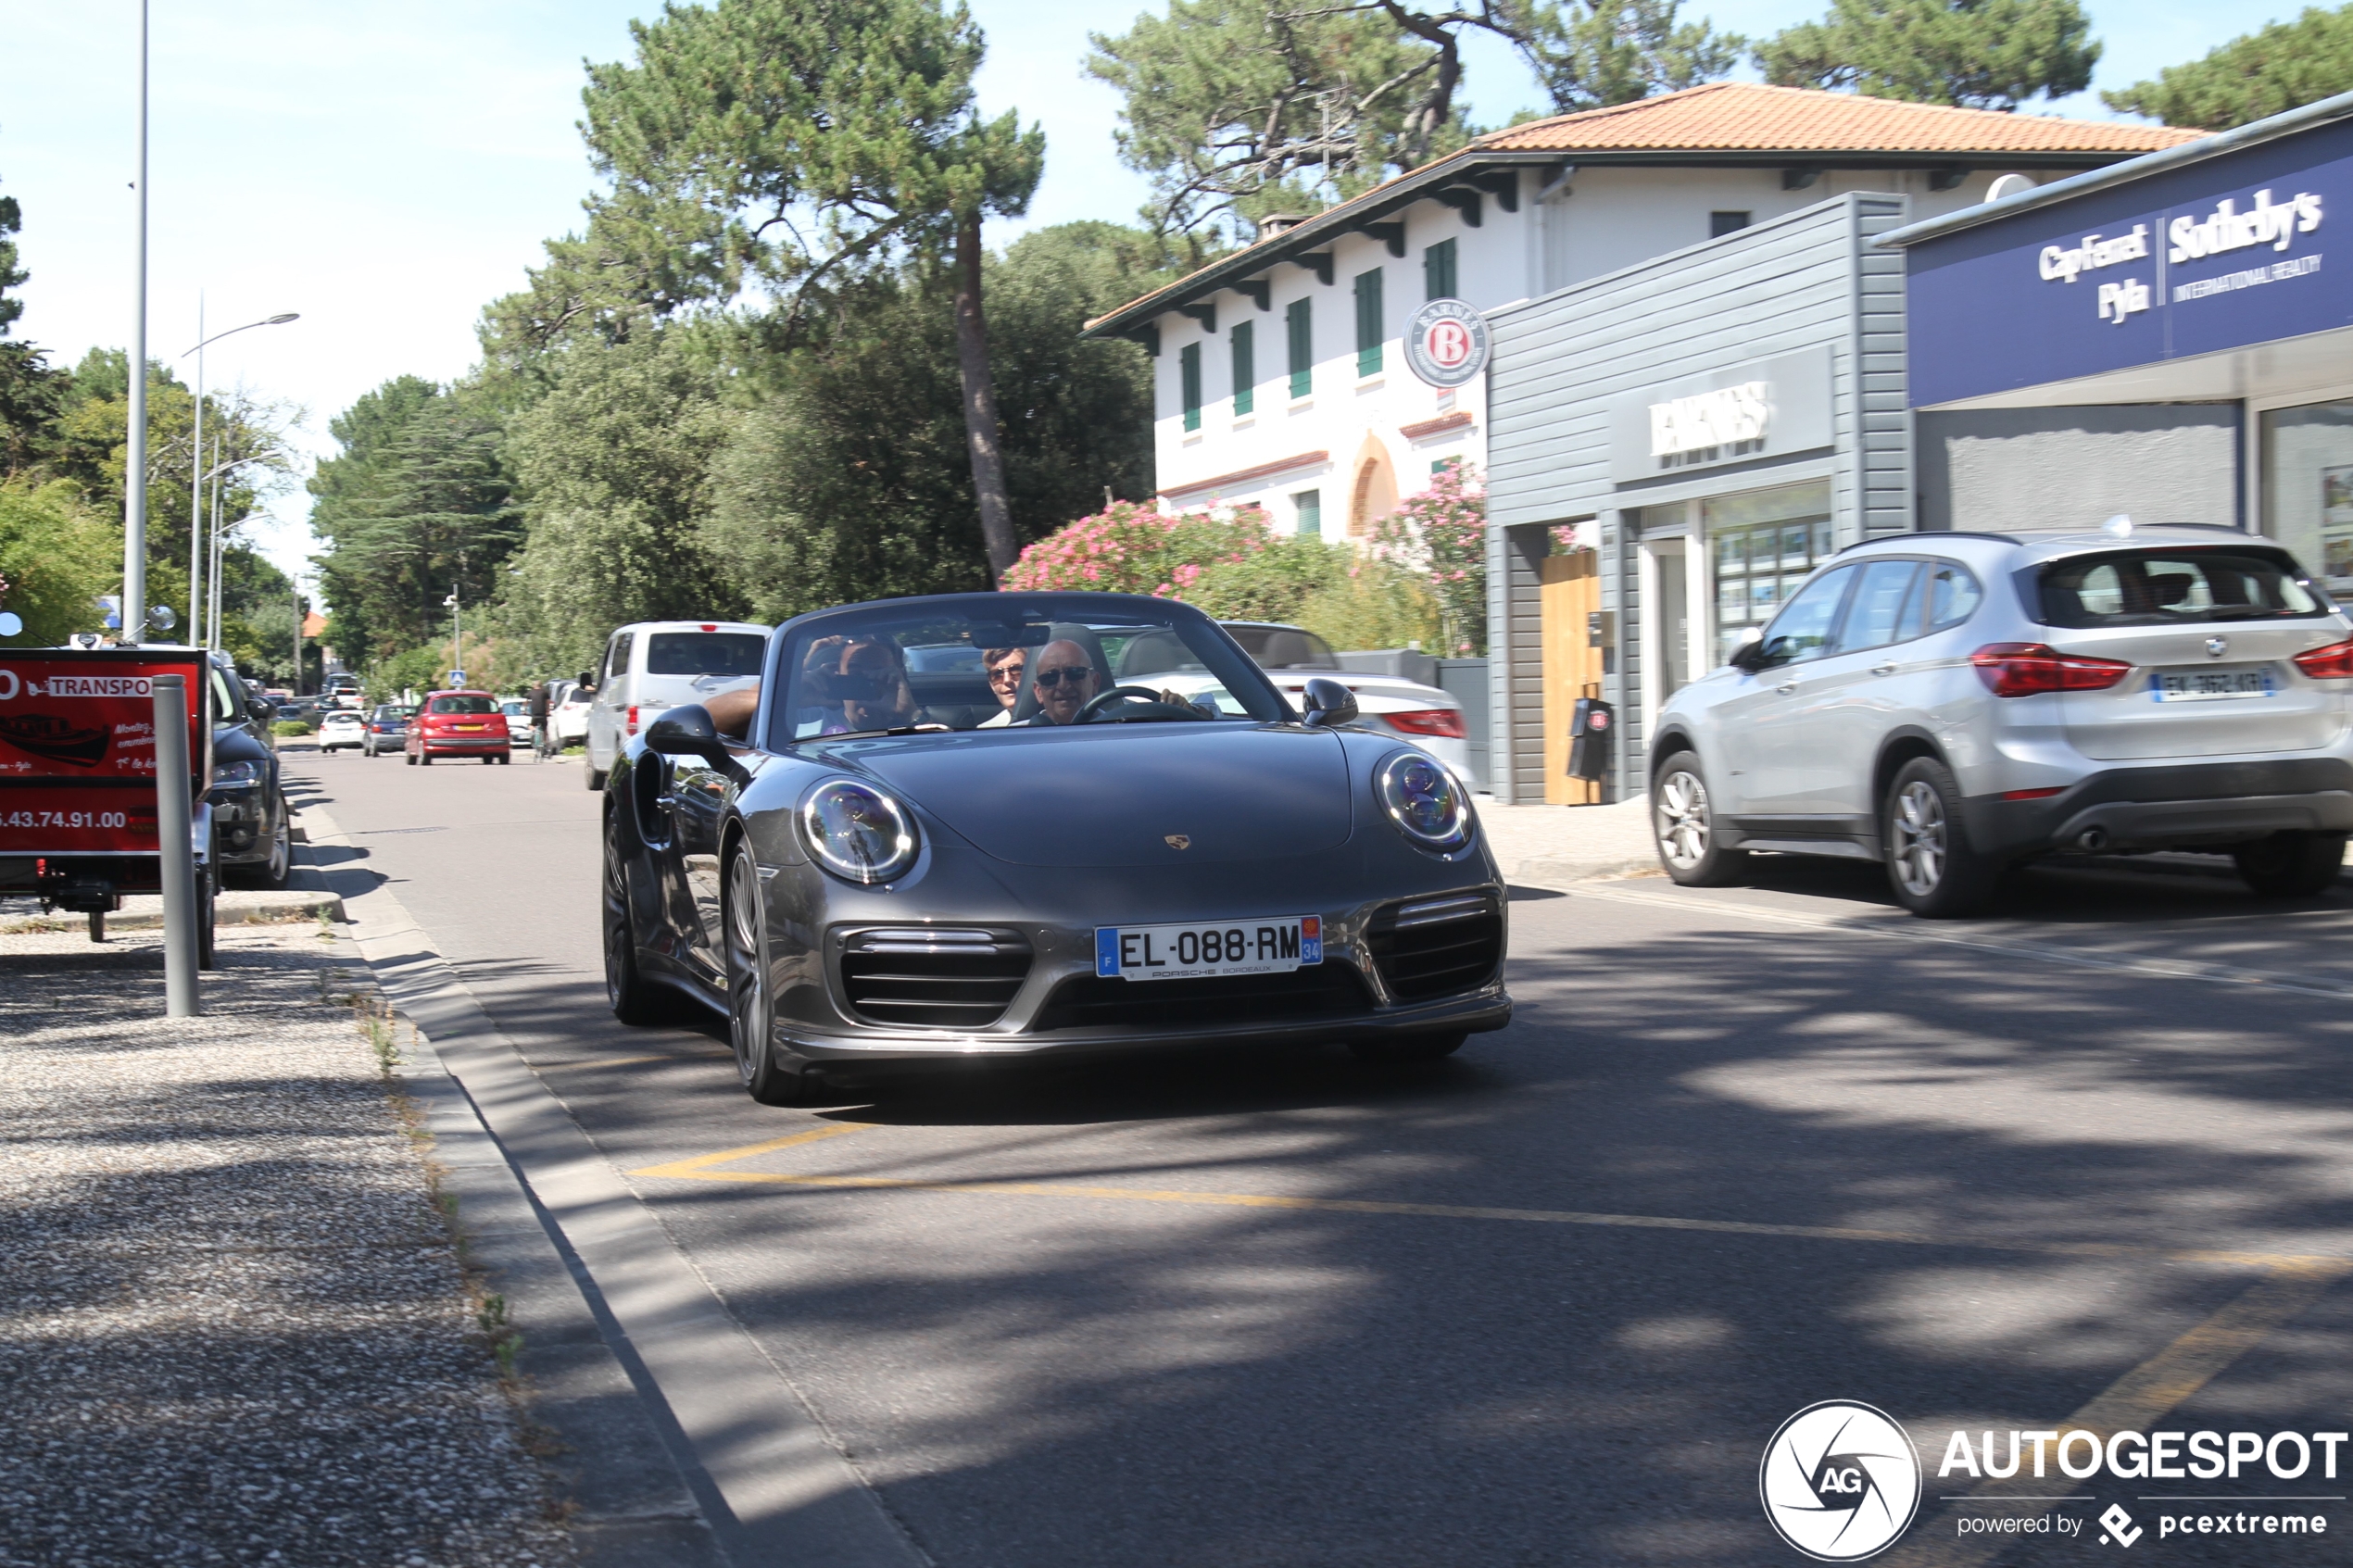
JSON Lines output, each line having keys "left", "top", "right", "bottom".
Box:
{"left": 770, "top": 596, "right": 1290, "bottom": 743}
{"left": 2034, "top": 548, "right": 2333, "bottom": 628}
{"left": 647, "top": 631, "right": 766, "bottom": 677}
{"left": 428, "top": 695, "right": 497, "bottom": 715}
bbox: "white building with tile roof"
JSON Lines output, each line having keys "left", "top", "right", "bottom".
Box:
{"left": 1081, "top": 83, "right": 2197, "bottom": 545}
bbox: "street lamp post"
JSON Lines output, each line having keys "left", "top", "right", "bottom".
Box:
{"left": 444, "top": 588, "right": 461, "bottom": 685}
{"left": 180, "top": 309, "right": 298, "bottom": 643}
{"left": 122, "top": 0, "right": 148, "bottom": 643}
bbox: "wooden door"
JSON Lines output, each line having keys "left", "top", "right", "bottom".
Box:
{"left": 1539, "top": 552, "right": 1604, "bottom": 805}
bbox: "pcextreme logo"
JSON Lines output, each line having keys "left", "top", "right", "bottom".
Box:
{"left": 1760, "top": 1401, "right": 1923, "bottom": 1561}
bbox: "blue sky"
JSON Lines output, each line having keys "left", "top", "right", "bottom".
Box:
{"left": 0, "top": 0, "right": 2305, "bottom": 578}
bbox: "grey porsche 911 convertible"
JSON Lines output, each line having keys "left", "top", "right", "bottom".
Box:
{"left": 602, "top": 592, "right": 1511, "bottom": 1103}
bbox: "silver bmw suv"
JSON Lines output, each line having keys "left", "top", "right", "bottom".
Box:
{"left": 1649, "top": 521, "right": 2353, "bottom": 916}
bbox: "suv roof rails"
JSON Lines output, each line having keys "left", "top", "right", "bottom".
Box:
{"left": 1832, "top": 529, "right": 2019, "bottom": 556}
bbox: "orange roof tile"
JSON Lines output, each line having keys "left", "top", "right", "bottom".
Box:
{"left": 1478, "top": 82, "right": 2202, "bottom": 157}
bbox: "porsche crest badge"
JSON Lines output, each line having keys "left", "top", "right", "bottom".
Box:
{"left": 1164, "top": 834, "right": 1191, "bottom": 850}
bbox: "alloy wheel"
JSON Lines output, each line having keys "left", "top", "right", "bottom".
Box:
{"left": 1655, "top": 768, "right": 1712, "bottom": 871}
{"left": 602, "top": 852, "right": 633, "bottom": 1011}
{"left": 726, "top": 850, "right": 766, "bottom": 1087}
{"left": 1892, "top": 780, "right": 1946, "bottom": 896}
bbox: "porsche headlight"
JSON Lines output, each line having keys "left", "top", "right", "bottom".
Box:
{"left": 1377, "top": 751, "right": 1470, "bottom": 851}
{"left": 801, "top": 779, "right": 918, "bottom": 884}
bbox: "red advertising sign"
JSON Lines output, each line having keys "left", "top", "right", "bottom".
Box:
{"left": 0, "top": 650, "right": 210, "bottom": 857}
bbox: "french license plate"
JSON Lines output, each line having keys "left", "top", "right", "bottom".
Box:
{"left": 1095, "top": 917, "right": 1321, "bottom": 982}
{"left": 2151, "top": 666, "right": 2273, "bottom": 703}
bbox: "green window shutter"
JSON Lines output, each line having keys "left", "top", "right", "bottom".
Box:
{"left": 1354, "top": 268, "right": 1383, "bottom": 377}
{"left": 1230, "top": 320, "right": 1254, "bottom": 416}
{"left": 1292, "top": 488, "right": 1321, "bottom": 537}
{"left": 1286, "top": 299, "right": 1312, "bottom": 400}
{"left": 1423, "top": 238, "right": 1456, "bottom": 302}
{"left": 1180, "top": 343, "right": 1202, "bottom": 433}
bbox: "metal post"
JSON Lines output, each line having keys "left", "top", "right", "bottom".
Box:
{"left": 121, "top": 0, "right": 151, "bottom": 642}
{"left": 152, "top": 672, "right": 198, "bottom": 1017}
{"left": 208, "top": 435, "right": 222, "bottom": 650}
{"left": 187, "top": 296, "right": 204, "bottom": 641}
{"left": 293, "top": 589, "right": 304, "bottom": 695}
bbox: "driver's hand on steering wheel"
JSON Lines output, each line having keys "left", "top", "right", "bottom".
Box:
{"left": 1155, "top": 688, "right": 1211, "bottom": 717}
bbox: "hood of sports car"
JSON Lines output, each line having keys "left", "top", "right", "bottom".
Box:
{"left": 837, "top": 723, "right": 1353, "bottom": 867}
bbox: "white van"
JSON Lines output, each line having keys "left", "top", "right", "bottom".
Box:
{"left": 583, "top": 620, "right": 771, "bottom": 789}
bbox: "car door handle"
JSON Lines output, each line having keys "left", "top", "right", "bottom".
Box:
{"left": 1774, "top": 681, "right": 1797, "bottom": 695}
{"left": 655, "top": 794, "right": 677, "bottom": 810}
{"left": 1872, "top": 662, "right": 1897, "bottom": 676}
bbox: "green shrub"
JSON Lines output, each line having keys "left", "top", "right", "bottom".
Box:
{"left": 272, "top": 720, "right": 314, "bottom": 737}
{"left": 1295, "top": 560, "right": 1441, "bottom": 653}
{"left": 1184, "top": 536, "right": 1354, "bottom": 625}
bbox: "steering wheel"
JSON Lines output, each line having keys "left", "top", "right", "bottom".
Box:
{"left": 1076, "top": 684, "right": 1208, "bottom": 723}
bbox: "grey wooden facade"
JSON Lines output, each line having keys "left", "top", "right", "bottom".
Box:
{"left": 1481, "top": 193, "right": 1915, "bottom": 804}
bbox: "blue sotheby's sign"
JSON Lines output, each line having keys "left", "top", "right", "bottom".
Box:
{"left": 1906, "top": 117, "right": 2353, "bottom": 408}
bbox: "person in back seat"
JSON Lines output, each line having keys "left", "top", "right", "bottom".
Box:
{"left": 975, "top": 646, "right": 1026, "bottom": 728}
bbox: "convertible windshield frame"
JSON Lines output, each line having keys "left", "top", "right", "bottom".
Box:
{"left": 761, "top": 592, "right": 1296, "bottom": 750}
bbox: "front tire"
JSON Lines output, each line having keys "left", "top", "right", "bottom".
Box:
{"left": 226, "top": 806, "right": 291, "bottom": 890}
{"left": 1653, "top": 756, "right": 1747, "bottom": 886}
{"left": 1883, "top": 757, "right": 1996, "bottom": 918}
{"left": 726, "top": 843, "right": 822, "bottom": 1105}
{"left": 585, "top": 759, "right": 607, "bottom": 790}
{"left": 2233, "top": 831, "right": 2347, "bottom": 897}
{"left": 603, "top": 821, "right": 685, "bottom": 1025}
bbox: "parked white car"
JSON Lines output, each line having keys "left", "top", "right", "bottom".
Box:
{"left": 549, "top": 680, "right": 591, "bottom": 748}
{"left": 1218, "top": 623, "right": 1476, "bottom": 789}
{"left": 316, "top": 709, "right": 368, "bottom": 753}
{"left": 584, "top": 620, "right": 772, "bottom": 789}
{"left": 1650, "top": 521, "right": 2353, "bottom": 915}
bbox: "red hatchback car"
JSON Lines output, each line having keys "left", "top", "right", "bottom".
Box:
{"left": 406, "top": 690, "right": 512, "bottom": 765}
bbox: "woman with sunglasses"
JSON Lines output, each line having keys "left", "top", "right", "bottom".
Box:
{"left": 973, "top": 646, "right": 1026, "bottom": 728}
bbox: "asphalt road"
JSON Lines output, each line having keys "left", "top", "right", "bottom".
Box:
{"left": 286, "top": 745, "right": 2353, "bottom": 1567}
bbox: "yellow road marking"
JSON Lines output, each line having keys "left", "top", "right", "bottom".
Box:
{"left": 628, "top": 1122, "right": 877, "bottom": 1181}
{"left": 1884, "top": 1260, "right": 2352, "bottom": 1568}
{"left": 626, "top": 1152, "right": 2347, "bottom": 1270}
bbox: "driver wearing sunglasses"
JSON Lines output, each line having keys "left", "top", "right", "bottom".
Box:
{"left": 1023, "top": 640, "right": 1101, "bottom": 725}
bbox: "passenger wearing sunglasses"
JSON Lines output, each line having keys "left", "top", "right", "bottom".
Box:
{"left": 974, "top": 646, "right": 1026, "bottom": 729}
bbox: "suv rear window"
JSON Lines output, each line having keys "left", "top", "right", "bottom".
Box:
{"left": 646, "top": 632, "right": 766, "bottom": 677}
{"left": 2034, "top": 548, "right": 2330, "bottom": 628}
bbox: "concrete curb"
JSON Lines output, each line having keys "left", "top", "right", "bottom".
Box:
{"left": 0, "top": 887, "right": 344, "bottom": 934}
{"left": 300, "top": 799, "right": 927, "bottom": 1568}
{"left": 1508, "top": 854, "right": 1660, "bottom": 889}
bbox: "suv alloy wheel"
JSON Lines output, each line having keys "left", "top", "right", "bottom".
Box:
{"left": 1653, "top": 757, "right": 1746, "bottom": 886}
{"left": 1883, "top": 757, "right": 1996, "bottom": 917}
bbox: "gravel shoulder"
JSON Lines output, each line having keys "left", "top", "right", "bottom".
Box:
{"left": 0, "top": 922, "right": 579, "bottom": 1568}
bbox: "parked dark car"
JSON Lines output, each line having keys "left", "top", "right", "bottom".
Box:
{"left": 205, "top": 657, "right": 291, "bottom": 888}
{"left": 601, "top": 592, "right": 1511, "bottom": 1106}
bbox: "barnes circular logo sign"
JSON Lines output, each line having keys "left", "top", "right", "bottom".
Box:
{"left": 1404, "top": 298, "right": 1489, "bottom": 387}
{"left": 1759, "top": 1401, "right": 1921, "bottom": 1562}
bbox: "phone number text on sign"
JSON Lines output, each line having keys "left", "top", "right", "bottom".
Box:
{"left": 1, "top": 809, "right": 129, "bottom": 830}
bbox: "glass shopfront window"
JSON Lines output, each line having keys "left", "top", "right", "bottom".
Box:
{"left": 1703, "top": 481, "right": 1834, "bottom": 663}
{"left": 2262, "top": 398, "right": 2353, "bottom": 592}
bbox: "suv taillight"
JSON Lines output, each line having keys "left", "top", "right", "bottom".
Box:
{"left": 626, "top": 705, "right": 639, "bottom": 735}
{"left": 1387, "top": 708, "right": 1467, "bottom": 738}
{"left": 2293, "top": 638, "right": 2353, "bottom": 679}
{"left": 1970, "top": 643, "right": 2133, "bottom": 697}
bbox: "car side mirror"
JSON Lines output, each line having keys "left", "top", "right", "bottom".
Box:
{"left": 644, "top": 704, "right": 730, "bottom": 764}
{"left": 1729, "top": 627, "right": 1769, "bottom": 672}
{"left": 1300, "top": 676, "right": 1359, "bottom": 727}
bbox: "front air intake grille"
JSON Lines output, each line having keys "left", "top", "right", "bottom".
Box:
{"left": 1365, "top": 892, "right": 1503, "bottom": 1002}
{"left": 839, "top": 927, "right": 1031, "bottom": 1030}
{"left": 1034, "top": 964, "right": 1372, "bottom": 1033}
